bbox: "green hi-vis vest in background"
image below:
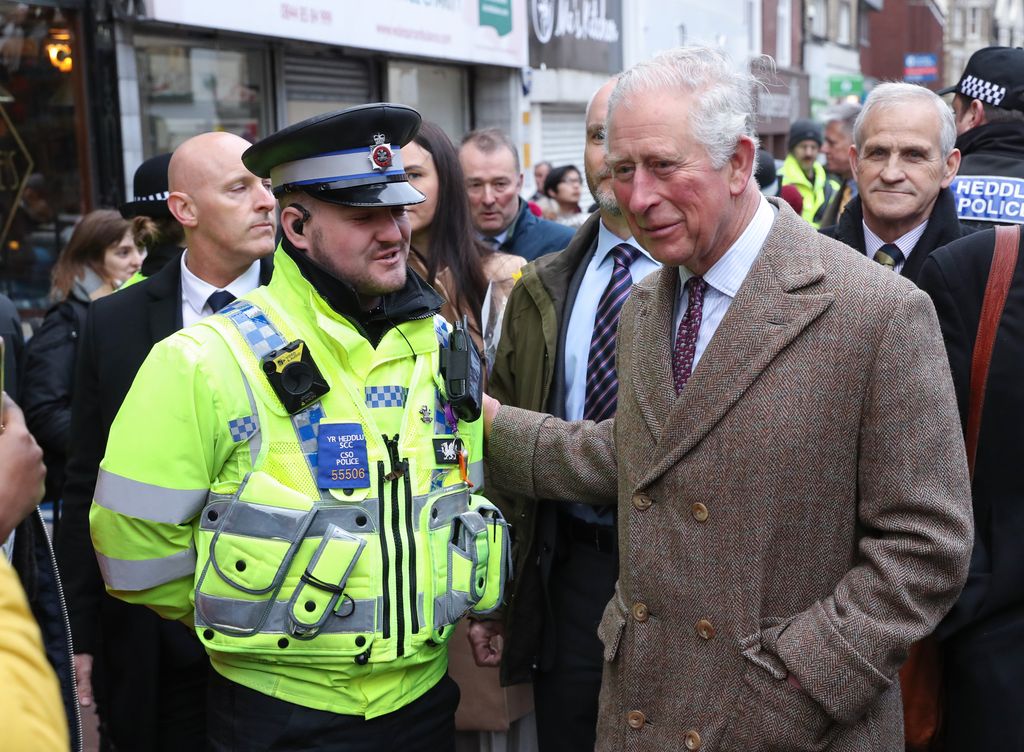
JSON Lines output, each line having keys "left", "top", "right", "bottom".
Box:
{"left": 90, "top": 250, "right": 510, "bottom": 718}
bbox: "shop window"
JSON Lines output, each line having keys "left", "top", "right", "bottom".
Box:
{"left": 135, "top": 36, "right": 270, "bottom": 157}
{"left": 0, "top": 2, "right": 84, "bottom": 316}
{"left": 386, "top": 61, "right": 468, "bottom": 142}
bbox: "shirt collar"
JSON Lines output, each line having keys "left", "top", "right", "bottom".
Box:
{"left": 677, "top": 195, "right": 774, "bottom": 298}
{"left": 862, "top": 219, "right": 929, "bottom": 259}
{"left": 595, "top": 219, "right": 650, "bottom": 267}
{"left": 180, "top": 250, "right": 262, "bottom": 316}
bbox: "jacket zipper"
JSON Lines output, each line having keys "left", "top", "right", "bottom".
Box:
{"left": 377, "top": 460, "right": 391, "bottom": 640}
{"left": 384, "top": 435, "right": 409, "bottom": 657}
{"left": 37, "top": 509, "right": 84, "bottom": 752}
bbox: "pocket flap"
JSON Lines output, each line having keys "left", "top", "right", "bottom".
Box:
{"left": 597, "top": 591, "right": 627, "bottom": 662}
{"left": 288, "top": 523, "right": 366, "bottom": 637}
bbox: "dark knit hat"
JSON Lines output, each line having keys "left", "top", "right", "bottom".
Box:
{"left": 787, "top": 119, "right": 822, "bottom": 152}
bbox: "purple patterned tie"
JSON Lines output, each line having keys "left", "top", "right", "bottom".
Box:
{"left": 673, "top": 276, "right": 708, "bottom": 393}
{"left": 584, "top": 243, "right": 642, "bottom": 421}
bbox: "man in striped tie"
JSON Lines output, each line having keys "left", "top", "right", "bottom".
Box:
{"left": 471, "top": 76, "right": 660, "bottom": 752}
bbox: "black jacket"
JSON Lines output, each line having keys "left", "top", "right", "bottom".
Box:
{"left": 56, "top": 254, "right": 273, "bottom": 750}
{"left": 952, "top": 121, "right": 1024, "bottom": 231}
{"left": 821, "top": 187, "right": 973, "bottom": 283}
{"left": 918, "top": 227, "right": 1024, "bottom": 748}
{"left": 0, "top": 292, "right": 24, "bottom": 401}
{"left": 21, "top": 296, "right": 89, "bottom": 502}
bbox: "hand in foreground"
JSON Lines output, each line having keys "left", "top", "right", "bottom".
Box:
{"left": 482, "top": 393, "right": 501, "bottom": 441}
{"left": 0, "top": 394, "right": 45, "bottom": 540}
{"left": 74, "top": 654, "right": 94, "bottom": 707}
{"left": 467, "top": 619, "right": 505, "bottom": 667}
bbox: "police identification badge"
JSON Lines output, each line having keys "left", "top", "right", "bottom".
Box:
{"left": 433, "top": 437, "right": 464, "bottom": 465}
{"left": 318, "top": 423, "right": 371, "bottom": 489}
{"left": 369, "top": 133, "right": 393, "bottom": 171}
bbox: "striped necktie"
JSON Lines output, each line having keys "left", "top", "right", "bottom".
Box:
{"left": 583, "top": 243, "right": 641, "bottom": 421}
{"left": 873, "top": 243, "right": 905, "bottom": 271}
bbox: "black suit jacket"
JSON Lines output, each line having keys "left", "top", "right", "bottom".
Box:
{"left": 56, "top": 253, "right": 273, "bottom": 749}
{"left": 918, "top": 228, "right": 1024, "bottom": 747}
{"left": 821, "top": 188, "right": 972, "bottom": 283}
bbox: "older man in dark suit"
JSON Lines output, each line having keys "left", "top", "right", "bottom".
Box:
{"left": 480, "top": 46, "right": 973, "bottom": 751}
{"left": 56, "top": 132, "right": 275, "bottom": 751}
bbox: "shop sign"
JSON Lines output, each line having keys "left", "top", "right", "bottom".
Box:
{"left": 904, "top": 53, "right": 938, "bottom": 83}
{"left": 144, "top": 0, "right": 528, "bottom": 68}
{"left": 528, "top": 0, "right": 622, "bottom": 73}
{"left": 828, "top": 74, "right": 863, "bottom": 98}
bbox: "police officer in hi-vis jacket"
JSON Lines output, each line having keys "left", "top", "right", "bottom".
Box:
{"left": 90, "top": 104, "right": 509, "bottom": 752}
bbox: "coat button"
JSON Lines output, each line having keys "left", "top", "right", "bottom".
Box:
{"left": 627, "top": 710, "right": 646, "bottom": 729}
{"left": 696, "top": 619, "right": 715, "bottom": 640}
{"left": 691, "top": 502, "right": 709, "bottom": 522}
{"left": 632, "top": 492, "right": 652, "bottom": 511}
{"left": 632, "top": 602, "right": 649, "bottom": 622}
{"left": 684, "top": 729, "right": 702, "bottom": 749}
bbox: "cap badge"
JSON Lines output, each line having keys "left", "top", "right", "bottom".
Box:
{"left": 369, "top": 133, "right": 393, "bottom": 171}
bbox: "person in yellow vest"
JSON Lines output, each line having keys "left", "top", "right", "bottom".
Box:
{"left": 89, "top": 103, "right": 510, "bottom": 752}
{"left": 780, "top": 118, "right": 836, "bottom": 227}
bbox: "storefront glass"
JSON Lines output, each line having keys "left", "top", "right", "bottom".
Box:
{"left": 135, "top": 35, "right": 270, "bottom": 157}
{"left": 0, "top": 2, "right": 83, "bottom": 316}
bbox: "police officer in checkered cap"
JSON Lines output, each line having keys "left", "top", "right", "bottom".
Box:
{"left": 939, "top": 46, "right": 1024, "bottom": 227}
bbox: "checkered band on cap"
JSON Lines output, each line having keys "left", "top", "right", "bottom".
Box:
{"left": 959, "top": 74, "right": 1006, "bottom": 107}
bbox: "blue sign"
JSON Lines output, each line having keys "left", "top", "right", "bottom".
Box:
{"left": 317, "top": 423, "right": 371, "bottom": 489}
{"left": 952, "top": 176, "right": 1024, "bottom": 225}
{"left": 904, "top": 53, "right": 938, "bottom": 83}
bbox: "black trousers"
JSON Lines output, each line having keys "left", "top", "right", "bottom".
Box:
{"left": 207, "top": 670, "right": 459, "bottom": 752}
{"left": 533, "top": 535, "right": 618, "bottom": 752}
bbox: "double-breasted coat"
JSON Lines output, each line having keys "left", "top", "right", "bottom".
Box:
{"left": 487, "top": 200, "right": 973, "bottom": 751}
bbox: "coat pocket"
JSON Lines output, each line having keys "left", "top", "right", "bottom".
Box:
{"left": 721, "top": 619, "right": 835, "bottom": 751}
{"left": 597, "top": 587, "right": 627, "bottom": 662}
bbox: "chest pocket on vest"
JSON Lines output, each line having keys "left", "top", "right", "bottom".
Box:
{"left": 286, "top": 524, "right": 365, "bottom": 639}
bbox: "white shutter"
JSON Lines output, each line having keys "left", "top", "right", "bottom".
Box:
{"left": 539, "top": 104, "right": 592, "bottom": 209}
{"left": 281, "top": 53, "right": 372, "bottom": 125}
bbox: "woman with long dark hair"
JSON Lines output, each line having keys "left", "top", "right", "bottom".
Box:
{"left": 404, "top": 121, "right": 525, "bottom": 365}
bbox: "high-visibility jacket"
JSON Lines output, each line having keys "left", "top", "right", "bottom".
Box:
{"left": 780, "top": 154, "right": 836, "bottom": 228}
{"left": 90, "top": 249, "right": 509, "bottom": 718}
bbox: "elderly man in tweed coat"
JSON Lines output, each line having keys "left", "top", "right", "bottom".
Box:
{"left": 480, "top": 47, "right": 973, "bottom": 752}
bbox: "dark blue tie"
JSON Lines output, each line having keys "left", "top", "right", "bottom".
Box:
{"left": 583, "top": 243, "right": 641, "bottom": 421}
{"left": 873, "top": 243, "right": 904, "bottom": 271}
{"left": 206, "top": 290, "right": 236, "bottom": 313}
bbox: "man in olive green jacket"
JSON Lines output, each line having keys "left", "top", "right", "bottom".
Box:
{"left": 476, "top": 76, "right": 660, "bottom": 752}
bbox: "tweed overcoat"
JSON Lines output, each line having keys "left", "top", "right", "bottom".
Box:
{"left": 487, "top": 200, "right": 974, "bottom": 752}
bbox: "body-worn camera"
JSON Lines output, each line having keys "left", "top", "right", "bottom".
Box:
{"left": 261, "top": 339, "right": 330, "bottom": 414}
{"left": 439, "top": 316, "right": 483, "bottom": 423}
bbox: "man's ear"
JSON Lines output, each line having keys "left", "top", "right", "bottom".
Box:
{"left": 281, "top": 204, "right": 310, "bottom": 249}
{"left": 969, "top": 98, "right": 987, "bottom": 128}
{"left": 729, "top": 136, "right": 756, "bottom": 196}
{"left": 848, "top": 144, "right": 860, "bottom": 179}
{"left": 167, "top": 191, "right": 197, "bottom": 228}
{"left": 941, "top": 148, "right": 962, "bottom": 189}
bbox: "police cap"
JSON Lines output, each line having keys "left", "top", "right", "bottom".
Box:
{"left": 242, "top": 103, "right": 425, "bottom": 207}
{"left": 937, "top": 46, "right": 1024, "bottom": 113}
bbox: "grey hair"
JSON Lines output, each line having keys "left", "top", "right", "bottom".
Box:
{"left": 608, "top": 45, "right": 759, "bottom": 169}
{"left": 854, "top": 82, "right": 956, "bottom": 157}
{"left": 823, "top": 102, "right": 861, "bottom": 137}
{"left": 460, "top": 128, "right": 521, "bottom": 173}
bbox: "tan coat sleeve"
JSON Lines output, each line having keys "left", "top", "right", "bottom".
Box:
{"left": 0, "top": 558, "right": 69, "bottom": 751}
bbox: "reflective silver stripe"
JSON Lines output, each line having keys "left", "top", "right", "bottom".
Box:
{"left": 94, "top": 470, "right": 207, "bottom": 524}
{"left": 270, "top": 147, "right": 405, "bottom": 189}
{"left": 468, "top": 461, "right": 484, "bottom": 491}
{"left": 434, "top": 591, "right": 473, "bottom": 629}
{"left": 97, "top": 546, "right": 196, "bottom": 591}
{"left": 427, "top": 487, "right": 470, "bottom": 531}
{"left": 196, "top": 593, "right": 378, "bottom": 636}
{"left": 201, "top": 499, "right": 381, "bottom": 537}
{"left": 239, "top": 370, "right": 262, "bottom": 466}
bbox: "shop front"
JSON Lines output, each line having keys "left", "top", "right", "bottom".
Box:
{"left": 0, "top": 0, "right": 88, "bottom": 317}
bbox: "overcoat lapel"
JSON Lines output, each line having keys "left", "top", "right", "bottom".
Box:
{"left": 634, "top": 208, "right": 836, "bottom": 488}
{"left": 145, "top": 252, "right": 184, "bottom": 340}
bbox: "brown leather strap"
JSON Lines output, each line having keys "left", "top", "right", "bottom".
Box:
{"left": 966, "top": 225, "right": 1021, "bottom": 478}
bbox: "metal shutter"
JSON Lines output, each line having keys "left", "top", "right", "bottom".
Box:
{"left": 539, "top": 104, "right": 592, "bottom": 209}
{"left": 282, "top": 53, "right": 371, "bottom": 105}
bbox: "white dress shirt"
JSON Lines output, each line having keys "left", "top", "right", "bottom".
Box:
{"left": 862, "top": 220, "right": 929, "bottom": 274}
{"left": 564, "top": 220, "right": 661, "bottom": 421}
{"left": 673, "top": 197, "right": 775, "bottom": 369}
{"left": 180, "top": 251, "right": 262, "bottom": 328}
